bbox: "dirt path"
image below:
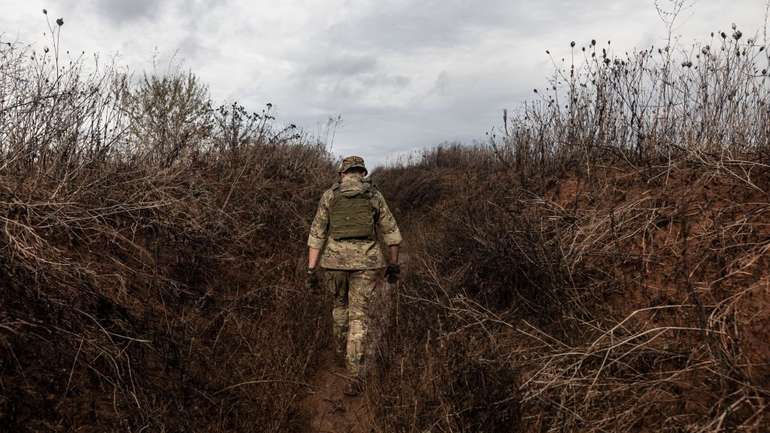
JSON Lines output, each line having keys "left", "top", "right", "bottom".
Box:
{"left": 299, "top": 350, "right": 376, "bottom": 433}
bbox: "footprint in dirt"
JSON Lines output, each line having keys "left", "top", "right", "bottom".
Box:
{"left": 300, "top": 351, "right": 375, "bottom": 433}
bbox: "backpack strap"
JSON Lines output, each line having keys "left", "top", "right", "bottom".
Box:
{"left": 362, "top": 181, "right": 380, "bottom": 222}
{"left": 329, "top": 183, "right": 341, "bottom": 207}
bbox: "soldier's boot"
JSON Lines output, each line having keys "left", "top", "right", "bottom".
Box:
{"left": 343, "top": 378, "right": 362, "bottom": 397}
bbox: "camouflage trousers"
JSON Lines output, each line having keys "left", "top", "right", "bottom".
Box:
{"left": 323, "top": 268, "right": 384, "bottom": 377}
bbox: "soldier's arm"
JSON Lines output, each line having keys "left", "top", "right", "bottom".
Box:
{"left": 308, "top": 247, "right": 322, "bottom": 270}
{"left": 308, "top": 190, "right": 332, "bottom": 269}
{"left": 387, "top": 244, "right": 399, "bottom": 266}
{"left": 374, "top": 192, "right": 402, "bottom": 264}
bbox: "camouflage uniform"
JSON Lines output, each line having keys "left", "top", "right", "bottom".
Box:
{"left": 308, "top": 157, "right": 402, "bottom": 377}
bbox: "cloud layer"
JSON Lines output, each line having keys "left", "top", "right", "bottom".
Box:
{"left": 1, "top": 0, "right": 767, "bottom": 165}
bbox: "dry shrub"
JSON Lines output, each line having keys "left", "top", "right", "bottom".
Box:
{"left": 370, "top": 25, "right": 770, "bottom": 433}
{"left": 0, "top": 37, "right": 334, "bottom": 432}
{"left": 373, "top": 149, "right": 770, "bottom": 433}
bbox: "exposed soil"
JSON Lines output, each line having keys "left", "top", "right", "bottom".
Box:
{"left": 300, "top": 350, "right": 375, "bottom": 433}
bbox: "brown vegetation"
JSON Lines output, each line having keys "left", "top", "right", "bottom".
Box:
{"left": 367, "top": 25, "right": 770, "bottom": 433}
{"left": 0, "top": 35, "right": 336, "bottom": 432}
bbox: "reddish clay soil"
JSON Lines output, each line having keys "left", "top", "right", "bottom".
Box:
{"left": 299, "top": 351, "right": 376, "bottom": 433}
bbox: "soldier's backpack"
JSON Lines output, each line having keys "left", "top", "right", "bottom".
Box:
{"left": 328, "top": 181, "right": 377, "bottom": 241}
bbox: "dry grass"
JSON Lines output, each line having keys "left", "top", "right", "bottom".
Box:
{"left": 0, "top": 35, "right": 335, "bottom": 432}
{"left": 371, "top": 147, "right": 770, "bottom": 433}
{"left": 369, "top": 25, "right": 770, "bottom": 433}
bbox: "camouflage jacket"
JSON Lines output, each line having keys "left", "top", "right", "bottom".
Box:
{"left": 308, "top": 175, "right": 402, "bottom": 270}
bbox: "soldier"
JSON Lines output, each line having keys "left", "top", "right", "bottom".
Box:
{"left": 306, "top": 155, "right": 402, "bottom": 396}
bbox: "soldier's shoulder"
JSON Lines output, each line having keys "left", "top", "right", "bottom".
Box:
{"left": 369, "top": 188, "right": 388, "bottom": 206}
{"left": 318, "top": 187, "right": 336, "bottom": 203}
{"left": 370, "top": 188, "right": 385, "bottom": 199}
{"left": 362, "top": 178, "right": 379, "bottom": 193}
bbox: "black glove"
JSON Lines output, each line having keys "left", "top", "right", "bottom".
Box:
{"left": 306, "top": 268, "right": 320, "bottom": 291}
{"left": 385, "top": 264, "right": 400, "bottom": 284}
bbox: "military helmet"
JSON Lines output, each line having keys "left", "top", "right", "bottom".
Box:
{"left": 337, "top": 155, "right": 367, "bottom": 175}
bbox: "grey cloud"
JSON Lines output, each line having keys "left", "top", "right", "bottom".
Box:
{"left": 323, "top": 0, "right": 662, "bottom": 56}
{"left": 305, "top": 53, "right": 379, "bottom": 77}
{"left": 306, "top": 71, "right": 411, "bottom": 106}
{"left": 286, "top": 48, "right": 411, "bottom": 112}
{"left": 325, "top": 0, "right": 574, "bottom": 52}
{"left": 428, "top": 71, "right": 450, "bottom": 97}
{"left": 176, "top": 32, "right": 221, "bottom": 65}
{"left": 92, "top": 0, "right": 161, "bottom": 24}
{"left": 326, "top": 3, "right": 495, "bottom": 51}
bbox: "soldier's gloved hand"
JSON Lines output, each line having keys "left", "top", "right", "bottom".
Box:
{"left": 385, "top": 264, "right": 400, "bottom": 284}
{"left": 306, "top": 268, "right": 320, "bottom": 291}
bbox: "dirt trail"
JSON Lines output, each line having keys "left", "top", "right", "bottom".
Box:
{"left": 299, "top": 350, "right": 376, "bottom": 433}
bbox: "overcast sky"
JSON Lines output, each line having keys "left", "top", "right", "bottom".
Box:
{"left": 1, "top": 1, "right": 768, "bottom": 166}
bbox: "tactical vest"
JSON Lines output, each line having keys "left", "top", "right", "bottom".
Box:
{"left": 328, "top": 183, "right": 376, "bottom": 241}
